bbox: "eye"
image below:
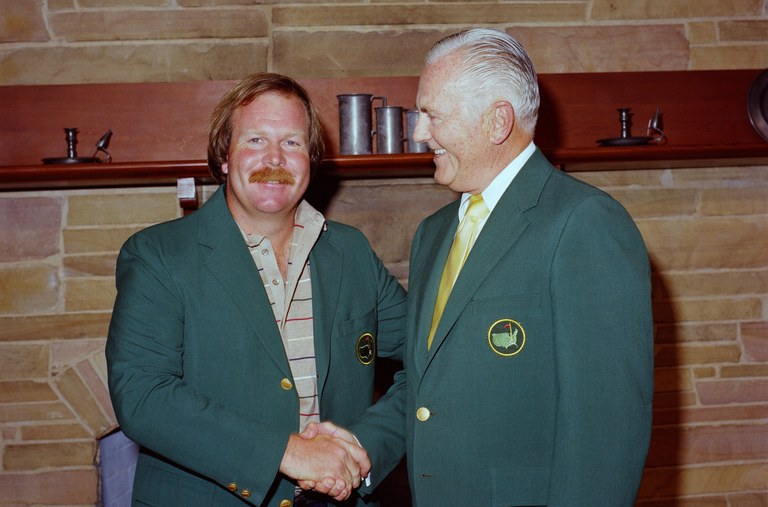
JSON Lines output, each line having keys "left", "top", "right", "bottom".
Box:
{"left": 248, "top": 136, "right": 264, "bottom": 144}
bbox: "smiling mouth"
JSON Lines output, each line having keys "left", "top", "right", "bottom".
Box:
{"left": 434, "top": 148, "right": 446, "bottom": 156}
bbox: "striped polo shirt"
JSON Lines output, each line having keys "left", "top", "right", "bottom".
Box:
{"left": 241, "top": 200, "right": 325, "bottom": 432}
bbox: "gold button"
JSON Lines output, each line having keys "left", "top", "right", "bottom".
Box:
{"left": 227, "top": 482, "right": 237, "bottom": 492}
{"left": 241, "top": 489, "right": 251, "bottom": 498}
{"left": 416, "top": 407, "right": 431, "bottom": 421}
{"left": 279, "top": 500, "right": 292, "bottom": 507}
{"left": 280, "top": 378, "right": 293, "bottom": 390}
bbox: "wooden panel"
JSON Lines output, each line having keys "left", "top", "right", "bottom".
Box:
{"left": 1, "top": 70, "right": 767, "bottom": 188}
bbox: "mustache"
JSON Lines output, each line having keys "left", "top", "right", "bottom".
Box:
{"left": 248, "top": 166, "right": 296, "bottom": 185}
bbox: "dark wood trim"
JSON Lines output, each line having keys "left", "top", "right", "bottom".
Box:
{"left": 2, "top": 69, "right": 767, "bottom": 192}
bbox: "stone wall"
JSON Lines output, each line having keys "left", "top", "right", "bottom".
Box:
{"left": 1, "top": 0, "right": 767, "bottom": 86}
{"left": 1, "top": 1, "right": 767, "bottom": 506}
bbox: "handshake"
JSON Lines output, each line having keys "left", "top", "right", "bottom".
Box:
{"left": 279, "top": 421, "right": 371, "bottom": 502}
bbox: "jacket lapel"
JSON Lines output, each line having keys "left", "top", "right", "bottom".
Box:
{"left": 408, "top": 208, "right": 458, "bottom": 375}
{"left": 197, "top": 187, "right": 293, "bottom": 379}
{"left": 423, "top": 150, "right": 553, "bottom": 368}
{"left": 308, "top": 228, "right": 342, "bottom": 399}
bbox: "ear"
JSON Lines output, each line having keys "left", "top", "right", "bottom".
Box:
{"left": 488, "top": 101, "right": 515, "bottom": 145}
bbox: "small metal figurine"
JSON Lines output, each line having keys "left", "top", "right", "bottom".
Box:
{"left": 43, "top": 128, "right": 113, "bottom": 164}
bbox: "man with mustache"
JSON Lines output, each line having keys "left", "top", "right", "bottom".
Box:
{"left": 106, "top": 73, "right": 407, "bottom": 506}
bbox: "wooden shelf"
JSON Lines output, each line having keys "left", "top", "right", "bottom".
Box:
{"left": 2, "top": 143, "right": 768, "bottom": 192}
{"left": 2, "top": 69, "right": 767, "bottom": 191}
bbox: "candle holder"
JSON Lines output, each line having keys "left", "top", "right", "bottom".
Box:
{"left": 43, "top": 128, "right": 113, "bottom": 164}
{"left": 597, "top": 107, "right": 665, "bottom": 147}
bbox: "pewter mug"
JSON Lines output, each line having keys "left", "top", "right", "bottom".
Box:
{"left": 405, "top": 108, "right": 429, "bottom": 153}
{"left": 374, "top": 105, "right": 404, "bottom": 154}
{"left": 338, "top": 94, "right": 386, "bottom": 155}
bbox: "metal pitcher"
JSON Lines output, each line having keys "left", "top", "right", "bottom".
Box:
{"left": 338, "top": 94, "right": 386, "bottom": 155}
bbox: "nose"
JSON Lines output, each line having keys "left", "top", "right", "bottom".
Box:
{"left": 262, "top": 142, "right": 286, "bottom": 166}
{"left": 412, "top": 112, "right": 431, "bottom": 143}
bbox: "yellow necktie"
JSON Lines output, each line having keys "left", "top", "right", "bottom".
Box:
{"left": 427, "top": 194, "right": 490, "bottom": 350}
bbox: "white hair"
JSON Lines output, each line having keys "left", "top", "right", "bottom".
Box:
{"left": 425, "top": 28, "right": 540, "bottom": 135}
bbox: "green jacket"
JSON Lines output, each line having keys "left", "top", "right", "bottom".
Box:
{"left": 106, "top": 186, "right": 407, "bottom": 506}
{"left": 355, "top": 149, "right": 654, "bottom": 506}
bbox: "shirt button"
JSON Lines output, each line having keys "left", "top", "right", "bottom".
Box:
{"left": 241, "top": 489, "right": 251, "bottom": 498}
{"left": 262, "top": 248, "right": 269, "bottom": 256}
{"left": 281, "top": 378, "right": 293, "bottom": 390}
{"left": 416, "top": 407, "right": 431, "bottom": 421}
{"left": 272, "top": 279, "right": 280, "bottom": 285}
{"left": 227, "top": 482, "right": 237, "bottom": 492}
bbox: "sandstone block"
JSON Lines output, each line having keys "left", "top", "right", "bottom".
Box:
{"left": 0, "top": 344, "right": 49, "bottom": 380}
{"left": 4, "top": 441, "right": 96, "bottom": 470}
{"left": 691, "top": 45, "right": 768, "bottom": 70}
{"left": 697, "top": 378, "right": 768, "bottom": 405}
{"left": 0, "top": 313, "right": 111, "bottom": 342}
{"left": 654, "top": 343, "right": 741, "bottom": 367}
{"left": 274, "top": 30, "right": 446, "bottom": 78}
{"left": 63, "top": 226, "right": 143, "bottom": 254}
{"left": 64, "top": 253, "right": 118, "bottom": 277}
{"left": 273, "top": 3, "right": 586, "bottom": 27}
{"left": 0, "top": 0, "right": 48, "bottom": 42}
{"left": 21, "top": 422, "right": 90, "bottom": 441}
{"left": 76, "top": 358, "right": 116, "bottom": 429}
{"left": 53, "top": 367, "right": 112, "bottom": 436}
{"left": 720, "top": 20, "right": 768, "bottom": 42}
{"left": 653, "top": 270, "right": 768, "bottom": 299}
{"left": 654, "top": 322, "right": 737, "bottom": 344}
{"left": 653, "top": 404, "right": 768, "bottom": 426}
{"left": 52, "top": 339, "right": 106, "bottom": 370}
{"left": 510, "top": 25, "right": 689, "bottom": 72}
{"left": 638, "top": 463, "right": 768, "bottom": 497}
{"left": 638, "top": 217, "right": 768, "bottom": 271}
{"left": 591, "top": 0, "right": 762, "bottom": 20}
{"left": 0, "top": 196, "right": 63, "bottom": 262}
{"left": 608, "top": 188, "right": 697, "bottom": 219}
{"left": 0, "top": 401, "right": 74, "bottom": 423}
{"left": 688, "top": 22, "right": 717, "bottom": 45}
{"left": 65, "top": 277, "right": 116, "bottom": 312}
{"left": 700, "top": 186, "right": 768, "bottom": 216}
{"left": 742, "top": 321, "right": 768, "bottom": 362}
{"left": 0, "top": 42, "right": 269, "bottom": 85}
{"left": 653, "top": 298, "right": 762, "bottom": 324}
{"left": 0, "top": 380, "right": 57, "bottom": 403}
{"left": 67, "top": 192, "right": 179, "bottom": 226}
{"left": 0, "top": 468, "right": 98, "bottom": 504}
{"left": 720, "top": 364, "right": 768, "bottom": 378}
{"left": 0, "top": 265, "right": 60, "bottom": 315}
{"left": 50, "top": 7, "right": 269, "bottom": 41}
{"left": 647, "top": 424, "right": 768, "bottom": 467}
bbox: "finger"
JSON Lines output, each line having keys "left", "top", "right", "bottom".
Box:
{"left": 299, "top": 422, "right": 320, "bottom": 440}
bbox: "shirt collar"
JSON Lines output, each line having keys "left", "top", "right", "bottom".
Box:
{"left": 458, "top": 142, "right": 536, "bottom": 220}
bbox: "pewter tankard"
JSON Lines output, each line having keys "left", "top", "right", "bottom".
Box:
{"left": 338, "top": 94, "right": 386, "bottom": 155}
{"left": 374, "top": 105, "right": 404, "bottom": 154}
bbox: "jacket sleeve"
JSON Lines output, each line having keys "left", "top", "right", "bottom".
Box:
{"left": 105, "top": 233, "right": 290, "bottom": 505}
{"left": 348, "top": 235, "right": 410, "bottom": 495}
{"left": 547, "top": 194, "right": 654, "bottom": 505}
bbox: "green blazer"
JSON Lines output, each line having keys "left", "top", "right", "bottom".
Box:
{"left": 363, "top": 149, "right": 653, "bottom": 506}
{"left": 106, "top": 186, "right": 407, "bottom": 506}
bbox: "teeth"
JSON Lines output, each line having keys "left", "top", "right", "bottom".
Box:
{"left": 434, "top": 148, "right": 446, "bottom": 155}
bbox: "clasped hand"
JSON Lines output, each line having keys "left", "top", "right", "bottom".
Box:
{"left": 279, "top": 421, "right": 370, "bottom": 501}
